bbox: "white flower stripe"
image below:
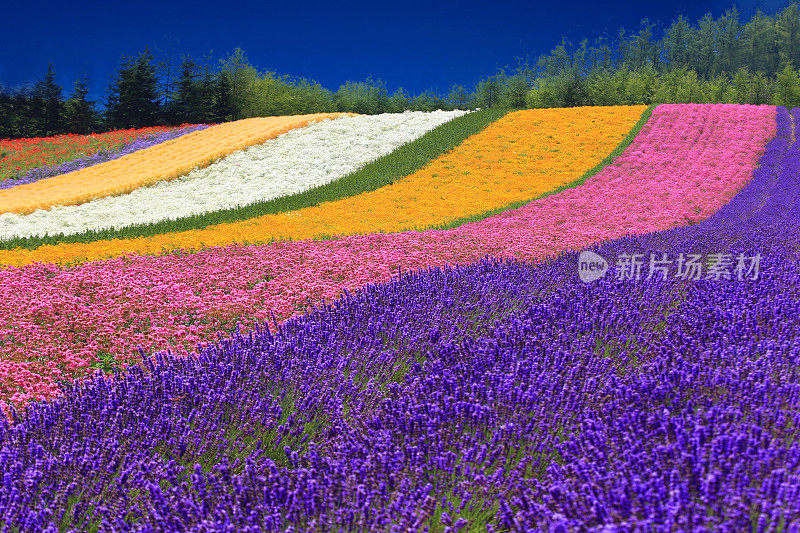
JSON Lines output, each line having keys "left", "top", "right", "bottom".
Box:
{"left": 0, "top": 110, "right": 468, "bottom": 240}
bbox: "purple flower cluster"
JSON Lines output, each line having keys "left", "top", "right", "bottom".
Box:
{"left": 1, "top": 108, "right": 799, "bottom": 531}
{"left": 0, "top": 124, "right": 211, "bottom": 190}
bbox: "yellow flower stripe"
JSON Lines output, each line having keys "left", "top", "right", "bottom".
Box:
{"left": 0, "top": 113, "right": 355, "bottom": 215}
{"left": 0, "top": 106, "right": 646, "bottom": 267}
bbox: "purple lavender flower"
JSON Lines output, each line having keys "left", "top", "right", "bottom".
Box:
{"left": 1, "top": 107, "right": 799, "bottom": 530}
{"left": 0, "top": 124, "right": 211, "bottom": 189}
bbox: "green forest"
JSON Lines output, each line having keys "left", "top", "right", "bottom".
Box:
{"left": 3, "top": 3, "right": 800, "bottom": 139}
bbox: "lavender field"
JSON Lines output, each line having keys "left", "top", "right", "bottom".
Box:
{"left": 0, "top": 106, "right": 797, "bottom": 531}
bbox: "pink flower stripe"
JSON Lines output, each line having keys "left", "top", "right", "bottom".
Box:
{"left": 0, "top": 103, "right": 776, "bottom": 417}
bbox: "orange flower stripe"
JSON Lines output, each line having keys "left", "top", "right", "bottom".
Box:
{"left": 0, "top": 106, "right": 646, "bottom": 267}
{"left": 0, "top": 114, "right": 355, "bottom": 215}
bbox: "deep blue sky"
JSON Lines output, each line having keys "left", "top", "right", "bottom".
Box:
{"left": 0, "top": 0, "right": 791, "bottom": 105}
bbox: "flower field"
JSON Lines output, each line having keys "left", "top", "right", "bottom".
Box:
{"left": 0, "top": 126, "right": 206, "bottom": 184}
{"left": 0, "top": 110, "right": 467, "bottom": 240}
{"left": 0, "top": 124, "right": 211, "bottom": 191}
{"left": 1, "top": 104, "right": 798, "bottom": 530}
{"left": 0, "top": 114, "right": 353, "bottom": 215}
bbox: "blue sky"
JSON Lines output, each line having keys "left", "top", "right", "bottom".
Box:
{"left": 0, "top": 0, "right": 791, "bottom": 104}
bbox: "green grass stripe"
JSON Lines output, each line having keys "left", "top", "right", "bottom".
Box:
{"left": 425, "top": 104, "right": 658, "bottom": 232}
{"left": 0, "top": 109, "right": 511, "bottom": 252}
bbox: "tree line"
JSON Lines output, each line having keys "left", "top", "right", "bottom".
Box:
{"left": 4, "top": 3, "right": 800, "bottom": 139}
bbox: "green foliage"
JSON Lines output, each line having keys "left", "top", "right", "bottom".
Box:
{"left": 500, "top": 73, "right": 531, "bottom": 108}
{"left": 525, "top": 68, "right": 589, "bottom": 108}
{"left": 387, "top": 87, "right": 410, "bottom": 112}
{"left": 32, "top": 62, "right": 65, "bottom": 136}
{"left": 334, "top": 76, "right": 390, "bottom": 114}
{"left": 447, "top": 84, "right": 473, "bottom": 110}
{"left": 212, "top": 71, "right": 235, "bottom": 122}
{"left": 774, "top": 63, "right": 800, "bottom": 108}
{"left": 527, "top": 65, "right": 786, "bottom": 107}
{"left": 474, "top": 74, "right": 504, "bottom": 108}
{"left": 64, "top": 76, "right": 100, "bottom": 134}
{"left": 4, "top": 2, "right": 800, "bottom": 137}
{"left": 651, "top": 67, "right": 703, "bottom": 104}
{"left": 89, "top": 350, "right": 124, "bottom": 375}
{"left": 0, "top": 109, "right": 510, "bottom": 252}
{"left": 219, "top": 47, "right": 258, "bottom": 120}
{"left": 169, "top": 57, "right": 215, "bottom": 124}
{"left": 105, "top": 48, "right": 161, "bottom": 129}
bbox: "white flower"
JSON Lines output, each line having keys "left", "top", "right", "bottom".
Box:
{"left": 0, "top": 110, "right": 469, "bottom": 240}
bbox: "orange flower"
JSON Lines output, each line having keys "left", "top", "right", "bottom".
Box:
{"left": 0, "top": 106, "right": 646, "bottom": 267}
{"left": 0, "top": 114, "right": 355, "bottom": 215}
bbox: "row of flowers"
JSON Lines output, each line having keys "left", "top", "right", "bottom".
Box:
{"left": 0, "top": 124, "right": 210, "bottom": 190}
{"left": 0, "top": 106, "right": 646, "bottom": 265}
{"left": 0, "top": 104, "right": 775, "bottom": 412}
{"left": 0, "top": 107, "right": 797, "bottom": 530}
{"left": 0, "top": 113, "right": 354, "bottom": 216}
{"left": 0, "top": 126, "right": 199, "bottom": 183}
{"left": 0, "top": 111, "right": 467, "bottom": 239}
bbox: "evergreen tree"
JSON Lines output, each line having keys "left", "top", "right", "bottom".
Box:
{"left": 131, "top": 48, "right": 161, "bottom": 126}
{"left": 173, "top": 57, "right": 212, "bottom": 123}
{"left": 447, "top": 84, "right": 473, "bottom": 109}
{"left": 0, "top": 84, "right": 13, "bottom": 139}
{"left": 663, "top": 15, "right": 693, "bottom": 69}
{"left": 212, "top": 71, "right": 234, "bottom": 122}
{"left": 105, "top": 49, "right": 161, "bottom": 128}
{"left": 776, "top": 3, "right": 800, "bottom": 70}
{"left": 717, "top": 7, "right": 743, "bottom": 75}
{"left": 743, "top": 10, "right": 780, "bottom": 76}
{"left": 475, "top": 74, "right": 503, "bottom": 108}
{"left": 32, "top": 62, "right": 64, "bottom": 136}
{"left": 696, "top": 13, "right": 719, "bottom": 76}
{"left": 537, "top": 38, "right": 573, "bottom": 77}
{"left": 220, "top": 47, "right": 258, "bottom": 120}
{"left": 629, "top": 19, "right": 660, "bottom": 71}
{"left": 64, "top": 76, "right": 99, "bottom": 134}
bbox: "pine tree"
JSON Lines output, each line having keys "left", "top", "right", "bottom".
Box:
{"left": 131, "top": 48, "right": 161, "bottom": 126}
{"left": 475, "top": 74, "right": 503, "bottom": 108}
{"left": 664, "top": 16, "right": 693, "bottom": 69}
{"left": 32, "top": 62, "right": 64, "bottom": 136}
{"left": 0, "top": 84, "right": 13, "bottom": 139}
{"left": 447, "top": 84, "right": 472, "bottom": 109}
{"left": 743, "top": 10, "right": 780, "bottom": 76}
{"left": 220, "top": 48, "right": 257, "bottom": 120}
{"left": 174, "top": 57, "right": 207, "bottom": 123}
{"left": 776, "top": 3, "right": 800, "bottom": 70}
{"left": 717, "top": 7, "right": 743, "bottom": 74}
{"left": 106, "top": 49, "right": 161, "bottom": 128}
{"left": 64, "top": 76, "right": 98, "bottom": 134}
{"left": 212, "top": 71, "right": 234, "bottom": 123}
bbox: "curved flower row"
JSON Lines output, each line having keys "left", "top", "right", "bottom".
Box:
{"left": 0, "top": 108, "right": 797, "bottom": 530}
{"left": 0, "top": 113, "right": 355, "bottom": 215}
{"left": 0, "top": 126, "right": 200, "bottom": 183}
{"left": 0, "top": 104, "right": 776, "bottom": 411}
{"left": 0, "top": 124, "right": 211, "bottom": 190}
{"left": 0, "top": 111, "right": 467, "bottom": 239}
{"left": 0, "top": 106, "right": 647, "bottom": 265}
